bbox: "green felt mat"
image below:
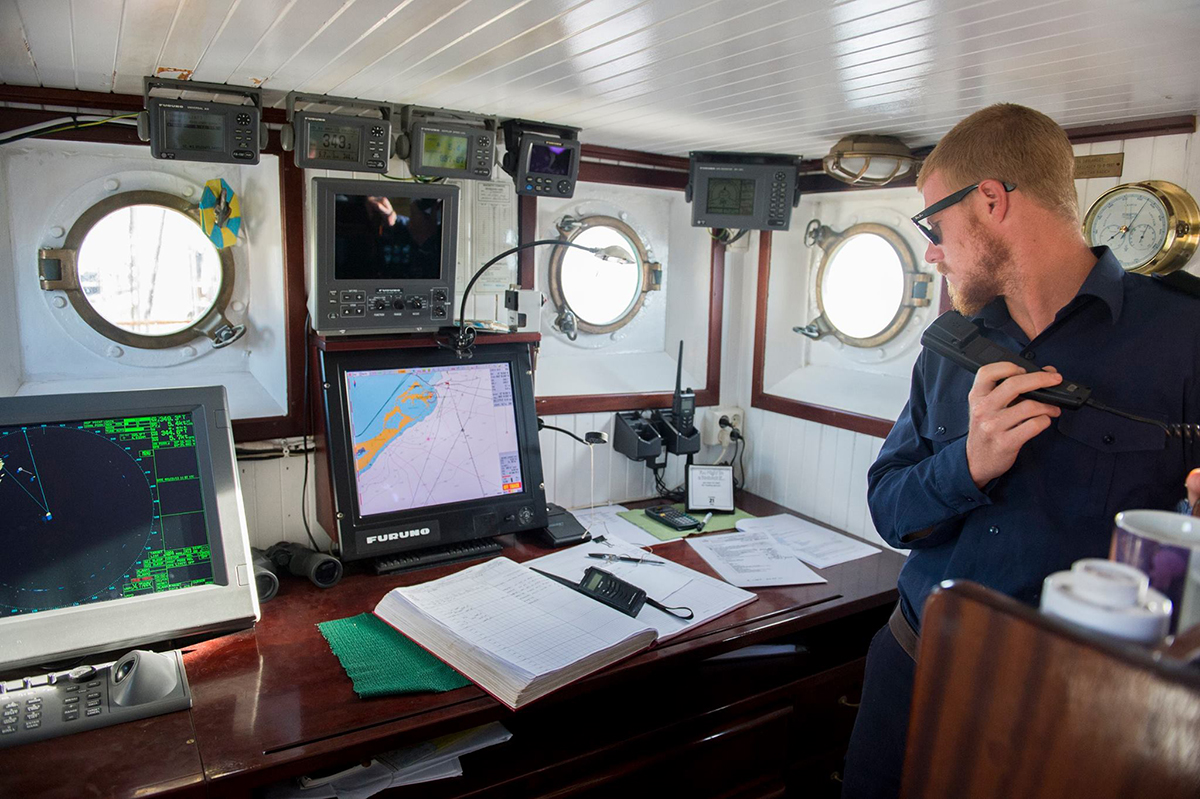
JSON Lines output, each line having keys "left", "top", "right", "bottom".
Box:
{"left": 616, "top": 504, "right": 757, "bottom": 542}
{"left": 318, "top": 612, "right": 470, "bottom": 698}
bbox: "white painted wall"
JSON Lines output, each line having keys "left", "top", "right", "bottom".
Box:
{"left": 0, "top": 140, "right": 289, "bottom": 419}
{"left": 534, "top": 182, "right": 710, "bottom": 397}
{"left": 762, "top": 187, "right": 941, "bottom": 422}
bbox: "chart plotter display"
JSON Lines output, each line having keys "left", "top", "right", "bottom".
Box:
{"left": 0, "top": 413, "right": 215, "bottom": 617}
{"left": 346, "top": 361, "right": 525, "bottom": 516}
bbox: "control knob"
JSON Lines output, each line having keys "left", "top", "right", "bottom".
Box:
{"left": 392, "top": 297, "right": 406, "bottom": 311}
{"left": 371, "top": 298, "right": 388, "bottom": 311}
{"left": 517, "top": 506, "right": 534, "bottom": 526}
{"left": 408, "top": 296, "right": 425, "bottom": 310}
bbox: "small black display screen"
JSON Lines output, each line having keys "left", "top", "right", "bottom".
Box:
{"left": 0, "top": 413, "right": 215, "bottom": 617}
{"left": 706, "top": 178, "right": 757, "bottom": 216}
{"left": 163, "top": 109, "right": 226, "bottom": 152}
{"left": 333, "top": 194, "right": 445, "bottom": 281}
{"left": 422, "top": 132, "right": 469, "bottom": 171}
{"left": 528, "top": 143, "right": 573, "bottom": 176}
{"left": 307, "top": 121, "right": 361, "bottom": 163}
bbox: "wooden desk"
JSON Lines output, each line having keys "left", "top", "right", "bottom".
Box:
{"left": 0, "top": 493, "right": 903, "bottom": 799}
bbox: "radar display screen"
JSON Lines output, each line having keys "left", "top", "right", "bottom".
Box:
{"left": 0, "top": 413, "right": 215, "bottom": 617}
{"left": 306, "top": 120, "right": 362, "bottom": 163}
{"left": 706, "top": 178, "right": 757, "bottom": 216}
{"left": 421, "top": 132, "right": 469, "bottom": 171}
{"left": 163, "top": 109, "right": 226, "bottom": 153}
{"left": 345, "top": 361, "right": 524, "bottom": 516}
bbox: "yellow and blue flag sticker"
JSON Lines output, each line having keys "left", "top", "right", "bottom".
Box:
{"left": 199, "top": 178, "right": 241, "bottom": 249}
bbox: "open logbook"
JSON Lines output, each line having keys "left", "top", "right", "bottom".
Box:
{"left": 373, "top": 552, "right": 754, "bottom": 710}
{"left": 374, "top": 557, "right": 657, "bottom": 710}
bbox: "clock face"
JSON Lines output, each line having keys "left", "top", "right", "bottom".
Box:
{"left": 1085, "top": 187, "right": 1170, "bottom": 270}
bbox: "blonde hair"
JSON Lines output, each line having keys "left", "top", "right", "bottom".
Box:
{"left": 917, "top": 104, "right": 1078, "bottom": 223}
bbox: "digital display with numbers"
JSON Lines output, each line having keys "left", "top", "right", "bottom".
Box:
{"left": 306, "top": 120, "right": 363, "bottom": 163}
{"left": 421, "top": 132, "right": 470, "bottom": 171}
{"left": 0, "top": 413, "right": 215, "bottom": 616}
{"left": 163, "top": 109, "right": 226, "bottom": 153}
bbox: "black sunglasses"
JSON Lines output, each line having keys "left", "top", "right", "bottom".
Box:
{"left": 911, "top": 181, "right": 1016, "bottom": 245}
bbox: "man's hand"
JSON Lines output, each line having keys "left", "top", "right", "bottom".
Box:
{"left": 1187, "top": 469, "right": 1200, "bottom": 517}
{"left": 965, "top": 362, "right": 1064, "bottom": 488}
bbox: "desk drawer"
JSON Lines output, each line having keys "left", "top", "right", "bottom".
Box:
{"left": 791, "top": 658, "right": 865, "bottom": 754}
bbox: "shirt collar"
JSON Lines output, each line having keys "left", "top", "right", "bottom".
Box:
{"left": 972, "top": 246, "right": 1125, "bottom": 328}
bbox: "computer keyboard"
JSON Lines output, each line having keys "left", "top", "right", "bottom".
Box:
{"left": 0, "top": 650, "right": 190, "bottom": 749}
{"left": 372, "top": 538, "right": 503, "bottom": 575}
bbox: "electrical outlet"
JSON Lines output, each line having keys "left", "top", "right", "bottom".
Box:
{"left": 702, "top": 406, "right": 744, "bottom": 447}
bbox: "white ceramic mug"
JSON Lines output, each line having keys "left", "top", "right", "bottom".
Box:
{"left": 1111, "top": 510, "right": 1200, "bottom": 634}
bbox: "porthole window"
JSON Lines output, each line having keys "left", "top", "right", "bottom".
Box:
{"left": 38, "top": 191, "right": 244, "bottom": 349}
{"left": 797, "top": 221, "right": 930, "bottom": 347}
{"left": 547, "top": 215, "right": 660, "bottom": 337}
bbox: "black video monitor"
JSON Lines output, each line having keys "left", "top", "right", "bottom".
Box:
{"left": 309, "top": 178, "right": 457, "bottom": 335}
{"left": 319, "top": 342, "right": 549, "bottom": 561}
{"left": 0, "top": 387, "right": 258, "bottom": 672}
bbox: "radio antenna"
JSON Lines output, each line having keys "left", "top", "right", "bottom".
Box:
{"left": 674, "top": 340, "right": 684, "bottom": 398}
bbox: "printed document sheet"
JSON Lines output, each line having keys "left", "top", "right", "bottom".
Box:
{"left": 736, "top": 514, "right": 879, "bottom": 569}
{"left": 687, "top": 531, "right": 826, "bottom": 588}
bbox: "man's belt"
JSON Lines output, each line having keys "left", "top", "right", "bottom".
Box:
{"left": 888, "top": 602, "right": 920, "bottom": 661}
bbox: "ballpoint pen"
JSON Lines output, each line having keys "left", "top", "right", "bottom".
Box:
{"left": 586, "top": 553, "right": 665, "bottom": 566}
{"left": 697, "top": 512, "right": 713, "bottom": 532}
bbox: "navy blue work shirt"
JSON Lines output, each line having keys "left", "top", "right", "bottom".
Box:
{"left": 868, "top": 247, "right": 1200, "bottom": 631}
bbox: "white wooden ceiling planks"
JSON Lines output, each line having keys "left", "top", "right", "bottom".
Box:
{"left": 1, "top": 0, "right": 1197, "bottom": 157}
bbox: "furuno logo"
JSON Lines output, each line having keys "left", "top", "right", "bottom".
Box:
{"left": 356, "top": 521, "right": 440, "bottom": 552}
{"left": 365, "top": 528, "right": 431, "bottom": 545}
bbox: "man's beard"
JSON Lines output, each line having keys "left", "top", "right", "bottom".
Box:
{"left": 946, "top": 217, "right": 1013, "bottom": 316}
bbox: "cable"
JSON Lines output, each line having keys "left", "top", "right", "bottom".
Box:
{"left": 707, "top": 228, "right": 748, "bottom": 245}
{"left": 300, "top": 310, "right": 322, "bottom": 553}
{"left": 0, "top": 113, "right": 139, "bottom": 147}
{"left": 1085, "top": 399, "right": 1200, "bottom": 447}
{"left": 539, "top": 421, "right": 589, "bottom": 447}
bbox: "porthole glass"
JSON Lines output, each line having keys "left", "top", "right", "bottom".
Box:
{"left": 76, "top": 205, "right": 223, "bottom": 336}
{"left": 820, "top": 233, "right": 905, "bottom": 340}
{"left": 547, "top": 215, "right": 659, "bottom": 336}
{"left": 38, "top": 191, "right": 243, "bottom": 350}
{"left": 559, "top": 226, "right": 642, "bottom": 326}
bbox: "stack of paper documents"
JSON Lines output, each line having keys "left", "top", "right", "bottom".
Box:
{"left": 684, "top": 514, "right": 880, "bottom": 589}
{"left": 265, "top": 722, "right": 511, "bottom": 799}
{"left": 736, "top": 514, "right": 879, "bottom": 568}
{"left": 687, "top": 532, "right": 826, "bottom": 588}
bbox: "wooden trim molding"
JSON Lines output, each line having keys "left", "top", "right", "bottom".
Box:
{"left": 536, "top": 239, "right": 725, "bottom": 416}
{"left": 230, "top": 154, "right": 307, "bottom": 441}
{"left": 750, "top": 230, "right": 896, "bottom": 439}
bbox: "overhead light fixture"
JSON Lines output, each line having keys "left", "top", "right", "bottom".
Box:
{"left": 822, "top": 134, "right": 917, "bottom": 187}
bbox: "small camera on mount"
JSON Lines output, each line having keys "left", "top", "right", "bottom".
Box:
{"left": 254, "top": 543, "right": 343, "bottom": 600}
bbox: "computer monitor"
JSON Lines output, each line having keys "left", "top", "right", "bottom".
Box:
{"left": 0, "top": 387, "right": 258, "bottom": 672}
{"left": 318, "top": 342, "right": 549, "bottom": 561}
{"left": 308, "top": 177, "right": 458, "bottom": 336}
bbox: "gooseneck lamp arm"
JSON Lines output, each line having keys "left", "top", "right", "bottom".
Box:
{"left": 450, "top": 238, "right": 634, "bottom": 356}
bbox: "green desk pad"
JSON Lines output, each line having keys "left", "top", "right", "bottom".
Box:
{"left": 616, "top": 504, "right": 757, "bottom": 542}
{"left": 318, "top": 612, "right": 470, "bottom": 698}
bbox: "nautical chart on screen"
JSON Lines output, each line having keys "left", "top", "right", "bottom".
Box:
{"left": 346, "top": 362, "right": 524, "bottom": 516}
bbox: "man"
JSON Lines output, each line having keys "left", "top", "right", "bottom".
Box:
{"left": 841, "top": 103, "right": 1200, "bottom": 798}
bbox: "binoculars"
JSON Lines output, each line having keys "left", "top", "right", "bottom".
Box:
{"left": 251, "top": 542, "right": 343, "bottom": 602}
